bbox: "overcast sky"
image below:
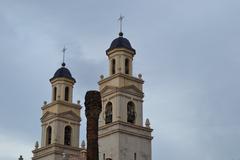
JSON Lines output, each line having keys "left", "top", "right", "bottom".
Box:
{"left": 0, "top": 0, "right": 240, "bottom": 160}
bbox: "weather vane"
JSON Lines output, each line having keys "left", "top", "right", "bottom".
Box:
{"left": 62, "top": 46, "right": 67, "bottom": 66}
{"left": 118, "top": 14, "right": 124, "bottom": 35}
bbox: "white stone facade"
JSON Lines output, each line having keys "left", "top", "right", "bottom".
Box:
{"left": 98, "top": 46, "right": 153, "bottom": 160}
{"left": 32, "top": 74, "right": 86, "bottom": 160}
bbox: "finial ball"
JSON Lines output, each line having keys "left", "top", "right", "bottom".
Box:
{"left": 119, "top": 32, "right": 123, "bottom": 37}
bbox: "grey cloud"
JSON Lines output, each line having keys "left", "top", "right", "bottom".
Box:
{"left": 0, "top": 0, "right": 240, "bottom": 160}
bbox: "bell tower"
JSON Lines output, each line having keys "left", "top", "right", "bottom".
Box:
{"left": 32, "top": 62, "right": 85, "bottom": 160}
{"left": 98, "top": 30, "right": 153, "bottom": 160}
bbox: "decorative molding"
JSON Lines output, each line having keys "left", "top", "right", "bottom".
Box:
{"left": 99, "top": 121, "right": 153, "bottom": 140}
{"left": 99, "top": 129, "right": 153, "bottom": 140}
{"left": 102, "top": 99, "right": 108, "bottom": 103}
{"left": 42, "top": 100, "right": 81, "bottom": 110}
{"left": 100, "top": 85, "right": 144, "bottom": 98}
{"left": 106, "top": 48, "right": 136, "bottom": 56}
{"left": 100, "top": 86, "right": 117, "bottom": 94}
{"left": 98, "top": 73, "right": 144, "bottom": 85}
{"left": 133, "top": 98, "right": 144, "bottom": 102}
{"left": 103, "top": 93, "right": 143, "bottom": 102}
{"left": 41, "top": 112, "right": 57, "bottom": 122}
{"left": 41, "top": 111, "right": 81, "bottom": 123}
{"left": 58, "top": 110, "right": 81, "bottom": 122}
{"left": 99, "top": 120, "right": 153, "bottom": 132}
{"left": 50, "top": 77, "right": 75, "bottom": 85}
{"left": 32, "top": 143, "right": 83, "bottom": 160}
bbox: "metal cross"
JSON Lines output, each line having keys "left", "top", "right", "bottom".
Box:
{"left": 62, "top": 46, "right": 67, "bottom": 64}
{"left": 118, "top": 15, "right": 124, "bottom": 33}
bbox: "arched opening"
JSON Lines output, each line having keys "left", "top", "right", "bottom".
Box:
{"left": 53, "top": 87, "right": 57, "bottom": 101}
{"left": 125, "top": 58, "right": 129, "bottom": 74}
{"left": 111, "top": 59, "right": 116, "bottom": 74}
{"left": 134, "top": 153, "right": 137, "bottom": 160}
{"left": 46, "top": 126, "right": 52, "bottom": 145}
{"left": 64, "top": 126, "right": 72, "bottom": 146}
{"left": 127, "top": 101, "right": 136, "bottom": 123}
{"left": 105, "top": 102, "right": 113, "bottom": 124}
{"left": 65, "top": 87, "right": 69, "bottom": 101}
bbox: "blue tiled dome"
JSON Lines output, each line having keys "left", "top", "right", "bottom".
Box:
{"left": 106, "top": 32, "right": 135, "bottom": 54}
{"left": 50, "top": 63, "right": 76, "bottom": 82}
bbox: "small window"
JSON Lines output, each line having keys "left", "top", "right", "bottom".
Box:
{"left": 125, "top": 58, "right": 129, "bottom": 74}
{"left": 53, "top": 87, "right": 57, "bottom": 101}
{"left": 112, "top": 59, "right": 116, "bottom": 74}
{"left": 46, "top": 126, "right": 52, "bottom": 145}
{"left": 134, "top": 153, "right": 137, "bottom": 160}
{"left": 127, "top": 102, "right": 136, "bottom": 123}
{"left": 103, "top": 153, "right": 105, "bottom": 160}
{"left": 105, "top": 102, "right": 113, "bottom": 124}
{"left": 65, "top": 87, "right": 69, "bottom": 101}
{"left": 64, "top": 126, "right": 72, "bottom": 146}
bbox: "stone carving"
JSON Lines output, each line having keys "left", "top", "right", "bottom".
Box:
{"left": 18, "top": 155, "right": 23, "bottom": 160}
{"left": 35, "top": 141, "right": 39, "bottom": 149}
{"left": 85, "top": 90, "right": 102, "bottom": 160}
{"left": 81, "top": 140, "right": 86, "bottom": 149}
{"left": 62, "top": 152, "right": 68, "bottom": 160}
{"left": 145, "top": 118, "right": 150, "bottom": 128}
{"left": 138, "top": 73, "right": 142, "bottom": 79}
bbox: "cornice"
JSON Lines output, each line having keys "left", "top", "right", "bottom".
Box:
{"left": 99, "top": 128, "right": 153, "bottom": 140}
{"left": 41, "top": 100, "right": 81, "bottom": 110}
{"left": 100, "top": 85, "right": 144, "bottom": 99}
{"left": 41, "top": 111, "right": 81, "bottom": 124}
{"left": 32, "top": 143, "right": 83, "bottom": 159}
{"left": 50, "top": 77, "right": 75, "bottom": 84}
{"left": 98, "top": 73, "right": 144, "bottom": 85}
{"left": 106, "top": 48, "right": 136, "bottom": 56}
{"left": 99, "top": 120, "right": 152, "bottom": 132}
{"left": 104, "top": 93, "right": 144, "bottom": 102}
{"left": 99, "top": 121, "right": 153, "bottom": 140}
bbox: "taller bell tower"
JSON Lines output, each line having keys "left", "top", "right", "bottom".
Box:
{"left": 98, "top": 31, "right": 153, "bottom": 160}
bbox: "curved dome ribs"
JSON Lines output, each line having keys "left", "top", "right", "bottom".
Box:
{"left": 106, "top": 34, "right": 135, "bottom": 54}
{"left": 50, "top": 65, "right": 76, "bottom": 82}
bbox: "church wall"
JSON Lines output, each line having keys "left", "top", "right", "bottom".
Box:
{"left": 119, "top": 132, "right": 151, "bottom": 160}
{"left": 32, "top": 154, "right": 55, "bottom": 160}
{"left": 108, "top": 50, "right": 133, "bottom": 75}
{"left": 99, "top": 132, "right": 120, "bottom": 160}
{"left": 41, "top": 125, "right": 46, "bottom": 147}
{"left": 99, "top": 94, "right": 143, "bottom": 127}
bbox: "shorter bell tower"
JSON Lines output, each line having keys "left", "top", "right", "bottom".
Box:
{"left": 32, "top": 63, "right": 85, "bottom": 160}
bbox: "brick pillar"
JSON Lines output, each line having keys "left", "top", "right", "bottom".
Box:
{"left": 85, "top": 90, "right": 102, "bottom": 160}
